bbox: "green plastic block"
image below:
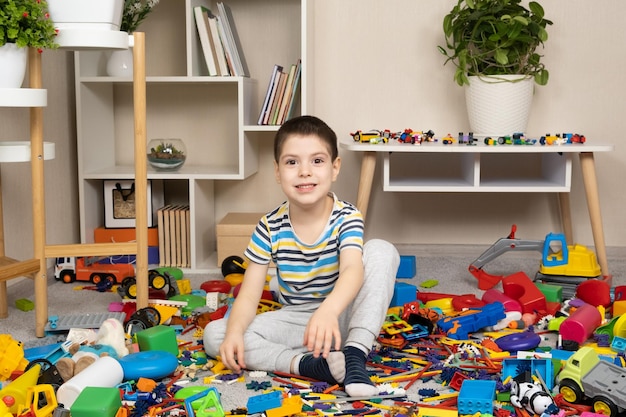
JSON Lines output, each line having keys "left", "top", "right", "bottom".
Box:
{"left": 136, "top": 324, "right": 179, "bottom": 356}
{"left": 70, "top": 386, "right": 121, "bottom": 417}
{"left": 534, "top": 281, "right": 562, "bottom": 303}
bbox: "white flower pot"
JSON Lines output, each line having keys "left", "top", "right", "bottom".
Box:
{"left": 0, "top": 43, "right": 28, "bottom": 88}
{"left": 47, "top": 0, "right": 124, "bottom": 31}
{"left": 465, "top": 75, "right": 535, "bottom": 137}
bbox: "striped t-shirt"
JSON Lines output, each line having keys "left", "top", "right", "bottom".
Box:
{"left": 244, "top": 193, "right": 364, "bottom": 305}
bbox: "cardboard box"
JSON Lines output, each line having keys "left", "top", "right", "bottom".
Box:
{"left": 94, "top": 226, "right": 160, "bottom": 247}
{"left": 103, "top": 180, "right": 164, "bottom": 228}
{"left": 216, "top": 212, "right": 264, "bottom": 266}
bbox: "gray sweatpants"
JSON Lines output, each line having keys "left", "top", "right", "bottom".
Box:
{"left": 203, "top": 239, "right": 400, "bottom": 373}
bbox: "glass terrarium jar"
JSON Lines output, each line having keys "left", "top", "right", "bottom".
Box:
{"left": 147, "top": 139, "right": 187, "bottom": 170}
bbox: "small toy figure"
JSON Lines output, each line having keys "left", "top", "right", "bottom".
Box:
{"left": 510, "top": 373, "right": 556, "bottom": 416}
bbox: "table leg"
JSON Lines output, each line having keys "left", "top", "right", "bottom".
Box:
{"left": 355, "top": 151, "right": 377, "bottom": 220}
{"left": 557, "top": 193, "right": 573, "bottom": 246}
{"left": 579, "top": 152, "right": 609, "bottom": 276}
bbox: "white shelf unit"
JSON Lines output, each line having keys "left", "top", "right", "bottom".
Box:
{"left": 341, "top": 140, "right": 612, "bottom": 193}
{"left": 74, "top": 0, "right": 309, "bottom": 271}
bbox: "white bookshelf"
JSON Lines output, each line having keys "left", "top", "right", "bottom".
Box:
{"left": 74, "top": 0, "right": 310, "bottom": 271}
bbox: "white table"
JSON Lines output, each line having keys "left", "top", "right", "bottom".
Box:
{"left": 340, "top": 140, "right": 614, "bottom": 276}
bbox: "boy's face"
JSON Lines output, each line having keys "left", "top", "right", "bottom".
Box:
{"left": 274, "top": 134, "right": 341, "bottom": 208}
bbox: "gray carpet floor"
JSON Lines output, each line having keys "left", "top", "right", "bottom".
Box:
{"left": 2, "top": 243, "right": 625, "bottom": 413}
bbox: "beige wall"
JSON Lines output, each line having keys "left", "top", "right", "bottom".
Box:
{"left": 1, "top": 1, "right": 624, "bottom": 269}
{"left": 216, "top": 0, "right": 626, "bottom": 248}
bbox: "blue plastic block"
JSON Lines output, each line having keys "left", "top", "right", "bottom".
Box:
{"left": 396, "top": 255, "right": 416, "bottom": 279}
{"left": 611, "top": 335, "right": 626, "bottom": 353}
{"left": 97, "top": 246, "right": 160, "bottom": 265}
{"left": 390, "top": 282, "right": 417, "bottom": 307}
{"left": 458, "top": 379, "right": 496, "bottom": 415}
{"left": 246, "top": 391, "right": 282, "bottom": 414}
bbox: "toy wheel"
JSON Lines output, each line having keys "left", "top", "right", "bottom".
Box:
{"left": 122, "top": 277, "right": 138, "bottom": 299}
{"left": 90, "top": 272, "right": 106, "bottom": 284}
{"left": 149, "top": 270, "right": 168, "bottom": 290}
{"left": 125, "top": 318, "right": 148, "bottom": 337}
{"left": 559, "top": 379, "right": 583, "bottom": 404}
{"left": 59, "top": 270, "right": 75, "bottom": 283}
{"left": 136, "top": 307, "right": 161, "bottom": 327}
{"left": 592, "top": 396, "right": 618, "bottom": 417}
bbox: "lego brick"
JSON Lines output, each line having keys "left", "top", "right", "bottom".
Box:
{"left": 94, "top": 226, "right": 160, "bottom": 247}
{"left": 396, "top": 255, "right": 416, "bottom": 279}
{"left": 390, "top": 282, "right": 417, "bottom": 307}
{"left": 457, "top": 379, "right": 496, "bottom": 415}
{"left": 246, "top": 391, "right": 282, "bottom": 414}
{"left": 70, "top": 386, "right": 121, "bottom": 417}
{"left": 136, "top": 324, "right": 179, "bottom": 357}
{"left": 45, "top": 312, "right": 126, "bottom": 332}
{"left": 216, "top": 212, "right": 264, "bottom": 266}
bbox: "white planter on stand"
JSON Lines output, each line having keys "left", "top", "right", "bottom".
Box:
{"left": 0, "top": 44, "right": 28, "bottom": 88}
{"left": 47, "top": 0, "right": 128, "bottom": 49}
{"left": 107, "top": 35, "right": 134, "bottom": 77}
{"left": 465, "top": 75, "right": 535, "bottom": 137}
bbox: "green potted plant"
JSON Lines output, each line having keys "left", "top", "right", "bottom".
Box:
{"left": 0, "top": 0, "right": 58, "bottom": 49}
{"left": 0, "top": 0, "right": 57, "bottom": 87}
{"left": 438, "top": 0, "right": 553, "bottom": 136}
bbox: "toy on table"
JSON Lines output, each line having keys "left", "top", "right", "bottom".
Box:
{"left": 468, "top": 224, "right": 604, "bottom": 294}
{"left": 557, "top": 346, "right": 626, "bottom": 417}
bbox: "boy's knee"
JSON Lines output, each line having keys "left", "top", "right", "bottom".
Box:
{"left": 203, "top": 319, "right": 225, "bottom": 358}
{"left": 363, "top": 239, "right": 400, "bottom": 267}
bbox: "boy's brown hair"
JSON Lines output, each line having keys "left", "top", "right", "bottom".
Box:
{"left": 274, "top": 115, "right": 339, "bottom": 162}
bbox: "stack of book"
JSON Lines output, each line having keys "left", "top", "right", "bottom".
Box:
{"left": 257, "top": 59, "right": 302, "bottom": 125}
{"left": 157, "top": 205, "right": 191, "bottom": 268}
{"left": 193, "top": 3, "right": 249, "bottom": 77}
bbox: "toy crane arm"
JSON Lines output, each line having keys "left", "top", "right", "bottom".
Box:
{"left": 469, "top": 225, "right": 544, "bottom": 290}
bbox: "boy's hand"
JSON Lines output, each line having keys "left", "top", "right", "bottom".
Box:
{"left": 219, "top": 333, "right": 246, "bottom": 372}
{"left": 304, "top": 307, "right": 341, "bottom": 358}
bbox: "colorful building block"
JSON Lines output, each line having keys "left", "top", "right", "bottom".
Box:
{"left": 501, "top": 271, "right": 547, "bottom": 314}
{"left": 136, "top": 324, "right": 179, "bottom": 356}
{"left": 457, "top": 379, "right": 496, "bottom": 415}
{"left": 390, "top": 282, "right": 417, "bottom": 307}
{"left": 396, "top": 255, "right": 416, "bottom": 279}
{"left": 70, "top": 386, "right": 121, "bottom": 417}
{"left": 246, "top": 391, "right": 282, "bottom": 414}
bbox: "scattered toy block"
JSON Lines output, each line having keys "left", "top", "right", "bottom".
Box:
{"left": 246, "top": 391, "right": 282, "bottom": 414}
{"left": 457, "top": 379, "right": 496, "bottom": 415}
{"left": 396, "top": 255, "right": 416, "bottom": 279}
{"left": 559, "top": 303, "right": 602, "bottom": 344}
{"left": 501, "top": 272, "right": 547, "bottom": 314}
{"left": 14, "top": 298, "right": 34, "bottom": 312}
{"left": 482, "top": 289, "right": 522, "bottom": 312}
{"left": 390, "top": 282, "right": 417, "bottom": 307}
{"left": 136, "top": 324, "right": 179, "bottom": 356}
{"left": 613, "top": 300, "right": 626, "bottom": 317}
{"left": 70, "top": 386, "right": 121, "bottom": 417}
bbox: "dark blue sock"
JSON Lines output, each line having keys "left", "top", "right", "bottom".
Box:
{"left": 299, "top": 355, "right": 339, "bottom": 385}
{"left": 343, "top": 346, "right": 374, "bottom": 387}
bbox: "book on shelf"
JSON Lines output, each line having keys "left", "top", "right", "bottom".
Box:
{"left": 206, "top": 11, "right": 230, "bottom": 76}
{"left": 158, "top": 205, "right": 172, "bottom": 267}
{"left": 193, "top": 6, "right": 219, "bottom": 76}
{"left": 217, "top": 2, "right": 249, "bottom": 77}
{"left": 276, "top": 60, "right": 300, "bottom": 124}
{"left": 168, "top": 205, "right": 180, "bottom": 268}
{"left": 269, "top": 71, "right": 288, "bottom": 125}
{"left": 215, "top": 15, "right": 237, "bottom": 76}
{"left": 263, "top": 68, "right": 285, "bottom": 125}
{"left": 257, "top": 64, "right": 283, "bottom": 125}
{"left": 286, "top": 60, "right": 302, "bottom": 122}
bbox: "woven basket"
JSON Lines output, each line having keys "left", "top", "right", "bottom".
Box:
{"left": 465, "top": 75, "right": 535, "bottom": 137}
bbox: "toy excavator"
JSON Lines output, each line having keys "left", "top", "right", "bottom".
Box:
{"left": 469, "top": 224, "right": 602, "bottom": 290}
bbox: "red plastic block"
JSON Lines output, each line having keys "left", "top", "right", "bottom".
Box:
{"left": 559, "top": 303, "right": 602, "bottom": 344}
{"left": 576, "top": 280, "right": 611, "bottom": 307}
{"left": 501, "top": 272, "right": 546, "bottom": 315}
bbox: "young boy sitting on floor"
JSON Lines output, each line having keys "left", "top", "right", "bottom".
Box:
{"left": 203, "top": 115, "right": 399, "bottom": 397}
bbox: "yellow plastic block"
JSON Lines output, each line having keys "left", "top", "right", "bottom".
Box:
{"left": 613, "top": 300, "right": 626, "bottom": 317}
{"left": 177, "top": 279, "right": 192, "bottom": 295}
